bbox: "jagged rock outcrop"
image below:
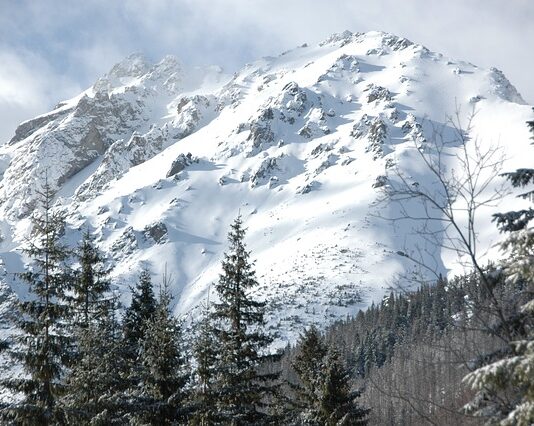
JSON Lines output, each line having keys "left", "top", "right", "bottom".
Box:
{"left": 0, "top": 29, "right": 530, "bottom": 350}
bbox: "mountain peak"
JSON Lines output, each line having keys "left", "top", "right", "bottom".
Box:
{"left": 0, "top": 31, "right": 532, "bottom": 346}
{"left": 319, "top": 29, "right": 356, "bottom": 46}
{"left": 107, "top": 52, "right": 152, "bottom": 79}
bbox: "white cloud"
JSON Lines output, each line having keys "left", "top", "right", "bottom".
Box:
{"left": 0, "top": 49, "right": 81, "bottom": 143}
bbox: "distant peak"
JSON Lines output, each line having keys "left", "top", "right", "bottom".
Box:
{"left": 153, "top": 54, "right": 183, "bottom": 74}
{"left": 107, "top": 52, "right": 152, "bottom": 79}
{"left": 318, "top": 30, "right": 416, "bottom": 53}
{"left": 319, "top": 30, "right": 357, "bottom": 46}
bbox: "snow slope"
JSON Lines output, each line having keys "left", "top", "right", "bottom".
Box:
{"left": 0, "top": 31, "right": 532, "bottom": 347}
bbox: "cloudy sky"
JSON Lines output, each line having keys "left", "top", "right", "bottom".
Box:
{"left": 1, "top": 0, "right": 532, "bottom": 143}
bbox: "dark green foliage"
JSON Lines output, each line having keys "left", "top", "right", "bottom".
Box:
{"left": 292, "top": 325, "right": 328, "bottom": 413}
{"left": 62, "top": 300, "right": 128, "bottom": 425}
{"left": 70, "top": 230, "right": 111, "bottom": 329}
{"left": 210, "top": 215, "right": 280, "bottom": 424}
{"left": 320, "top": 279, "right": 458, "bottom": 380}
{"left": 319, "top": 350, "right": 369, "bottom": 425}
{"left": 1, "top": 182, "right": 72, "bottom": 425}
{"left": 130, "top": 283, "right": 189, "bottom": 425}
{"left": 276, "top": 272, "right": 503, "bottom": 424}
{"left": 291, "top": 327, "right": 368, "bottom": 425}
{"left": 61, "top": 230, "right": 128, "bottom": 424}
{"left": 190, "top": 309, "right": 219, "bottom": 425}
{"left": 122, "top": 268, "right": 157, "bottom": 363}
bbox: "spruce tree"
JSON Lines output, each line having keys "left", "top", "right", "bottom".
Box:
{"left": 62, "top": 298, "right": 128, "bottom": 425}
{"left": 191, "top": 307, "right": 219, "bottom": 425}
{"left": 211, "top": 215, "right": 280, "bottom": 424}
{"left": 71, "top": 230, "right": 111, "bottom": 329}
{"left": 292, "top": 328, "right": 368, "bottom": 425}
{"left": 130, "top": 281, "right": 189, "bottom": 424}
{"left": 122, "top": 268, "right": 157, "bottom": 364}
{"left": 0, "top": 182, "right": 72, "bottom": 425}
{"left": 318, "top": 350, "right": 369, "bottom": 425}
{"left": 292, "top": 325, "right": 328, "bottom": 414}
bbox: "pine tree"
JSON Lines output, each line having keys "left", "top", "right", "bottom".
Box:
{"left": 122, "top": 268, "right": 157, "bottom": 364}
{"left": 292, "top": 328, "right": 368, "bottom": 425}
{"left": 292, "top": 325, "right": 328, "bottom": 415}
{"left": 130, "top": 280, "right": 189, "bottom": 425}
{"left": 71, "top": 230, "right": 111, "bottom": 329}
{"left": 464, "top": 108, "right": 534, "bottom": 424}
{"left": 211, "top": 215, "right": 280, "bottom": 424}
{"left": 62, "top": 298, "right": 129, "bottom": 425}
{"left": 0, "top": 182, "right": 72, "bottom": 425}
{"left": 318, "top": 350, "right": 369, "bottom": 426}
{"left": 191, "top": 307, "right": 219, "bottom": 425}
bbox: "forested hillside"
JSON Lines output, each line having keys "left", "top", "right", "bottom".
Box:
{"left": 289, "top": 111, "right": 533, "bottom": 425}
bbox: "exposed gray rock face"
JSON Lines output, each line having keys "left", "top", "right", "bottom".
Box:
{"left": 365, "top": 119, "right": 388, "bottom": 159}
{"left": 365, "top": 84, "right": 392, "bottom": 103}
{"left": 488, "top": 67, "right": 526, "bottom": 104}
{"left": 373, "top": 175, "right": 388, "bottom": 188}
{"left": 318, "top": 54, "right": 360, "bottom": 83}
{"left": 297, "top": 179, "right": 321, "bottom": 194}
{"left": 170, "top": 95, "right": 217, "bottom": 140}
{"left": 8, "top": 108, "right": 73, "bottom": 145}
{"left": 0, "top": 56, "right": 223, "bottom": 216}
{"left": 0, "top": 81, "right": 153, "bottom": 216}
{"left": 167, "top": 153, "right": 196, "bottom": 178}
{"left": 111, "top": 226, "right": 138, "bottom": 259}
{"left": 0, "top": 30, "right": 529, "bottom": 356}
{"left": 144, "top": 221, "right": 168, "bottom": 244}
{"left": 243, "top": 81, "right": 332, "bottom": 155}
{"left": 250, "top": 157, "right": 279, "bottom": 188}
{"left": 76, "top": 130, "right": 164, "bottom": 200}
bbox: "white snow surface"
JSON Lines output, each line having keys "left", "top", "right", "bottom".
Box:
{"left": 0, "top": 30, "right": 532, "bottom": 348}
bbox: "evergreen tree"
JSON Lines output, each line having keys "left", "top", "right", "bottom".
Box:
{"left": 292, "top": 325, "right": 328, "bottom": 416}
{"left": 130, "top": 281, "right": 189, "bottom": 425}
{"left": 291, "top": 327, "right": 368, "bottom": 424}
{"left": 464, "top": 109, "right": 534, "bottom": 425}
{"left": 191, "top": 307, "right": 219, "bottom": 425}
{"left": 62, "top": 298, "right": 129, "bottom": 425}
{"left": 71, "top": 230, "right": 111, "bottom": 329}
{"left": 0, "top": 182, "right": 72, "bottom": 425}
{"left": 211, "top": 215, "right": 280, "bottom": 424}
{"left": 122, "top": 268, "right": 157, "bottom": 363}
{"left": 318, "top": 350, "right": 369, "bottom": 426}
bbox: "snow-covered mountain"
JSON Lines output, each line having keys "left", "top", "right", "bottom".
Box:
{"left": 0, "top": 30, "right": 532, "bottom": 346}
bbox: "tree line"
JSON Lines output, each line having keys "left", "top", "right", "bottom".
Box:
{"left": 0, "top": 200, "right": 368, "bottom": 425}
{"left": 294, "top": 109, "right": 533, "bottom": 425}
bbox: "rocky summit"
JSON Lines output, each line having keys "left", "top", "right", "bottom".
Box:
{"left": 0, "top": 30, "right": 531, "bottom": 346}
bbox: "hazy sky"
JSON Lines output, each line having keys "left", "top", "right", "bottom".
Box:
{"left": 1, "top": 0, "right": 532, "bottom": 143}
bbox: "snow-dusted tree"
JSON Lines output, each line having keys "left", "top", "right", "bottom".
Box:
{"left": 62, "top": 298, "right": 129, "bottom": 425}
{"left": 211, "top": 215, "right": 280, "bottom": 424}
{"left": 122, "top": 268, "right": 157, "bottom": 363}
{"left": 291, "top": 325, "right": 328, "bottom": 417}
{"left": 190, "top": 307, "right": 219, "bottom": 425}
{"left": 130, "top": 280, "right": 190, "bottom": 425}
{"left": 70, "top": 230, "right": 111, "bottom": 329}
{"left": 377, "top": 110, "right": 530, "bottom": 422}
{"left": 463, "top": 109, "right": 534, "bottom": 425}
{"left": 292, "top": 327, "right": 368, "bottom": 425}
{"left": 319, "top": 350, "right": 369, "bottom": 425}
{"left": 0, "top": 182, "right": 72, "bottom": 424}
